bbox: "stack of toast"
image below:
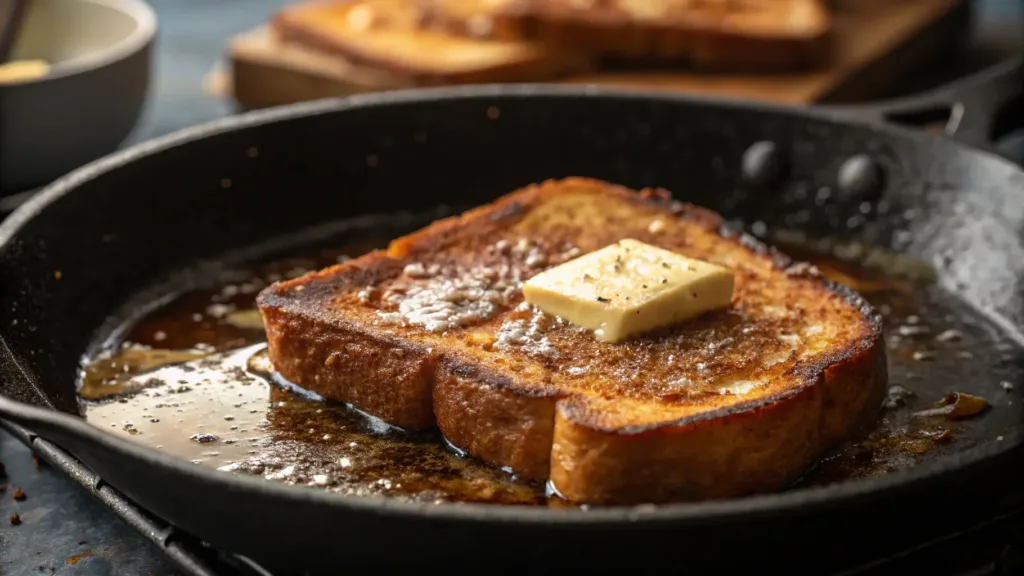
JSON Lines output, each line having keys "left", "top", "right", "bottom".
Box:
{"left": 268, "top": 0, "right": 833, "bottom": 90}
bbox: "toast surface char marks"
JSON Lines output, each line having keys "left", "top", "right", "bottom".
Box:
{"left": 258, "top": 177, "right": 882, "bottom": 430}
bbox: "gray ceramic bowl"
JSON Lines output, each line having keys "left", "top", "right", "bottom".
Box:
{"left": 0, "top": 0, "right": 157, "bottom": 193}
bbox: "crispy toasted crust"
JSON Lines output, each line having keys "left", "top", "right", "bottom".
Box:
{"left": 257, "top": 178, "right": 886, "bottom": 503}
{"left": 271, "top": 0, "right": 590, "bottom": 84}
{"left": 426, "top": 0, "right": 833, "bottom": 70}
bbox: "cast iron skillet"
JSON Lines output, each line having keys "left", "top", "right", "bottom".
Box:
{"left": 1, "top": 58, "right": 1023, "bottom": 575}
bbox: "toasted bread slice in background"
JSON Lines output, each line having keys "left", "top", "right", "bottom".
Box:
{"left": 425, "top": 0, "right": 833, "bottom": 70}
{"left": 257, "top": 178, "right": 886, "bottom": 504}
{"left": 272, "top": 0, "right": 590, "bottom": 85}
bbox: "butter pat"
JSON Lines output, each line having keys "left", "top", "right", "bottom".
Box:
{"left": 522, "top": 239, "right": 734, "bottom": 343}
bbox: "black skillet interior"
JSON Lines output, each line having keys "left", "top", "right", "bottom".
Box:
{"left": 1, "top": 62, "right": 1024, "bottom": 573}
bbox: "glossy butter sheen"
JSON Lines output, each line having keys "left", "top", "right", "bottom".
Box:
{"left": 522, "top": 238, "right": 735, "bottom": 343}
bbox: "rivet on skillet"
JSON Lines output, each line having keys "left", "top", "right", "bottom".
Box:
{"left": 837, "top": 154, "right": 885, "bottom": 202}
{"left": 741, "top": 141, "right": 786, "bottom": 188}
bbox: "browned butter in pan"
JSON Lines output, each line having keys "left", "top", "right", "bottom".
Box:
{"left": 79, "top": 226, "right": 1013, "bottom": 506}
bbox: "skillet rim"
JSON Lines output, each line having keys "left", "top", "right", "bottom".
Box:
{"left": 0, "top": 83, "right": 1022, "bottom": 524}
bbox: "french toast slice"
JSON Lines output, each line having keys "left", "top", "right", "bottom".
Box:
{"left": 271, "top": 0, "right": 590, "bottom": 85}
{"left": 424, "top": 0, "right": 833, "bottom": 70}
{"left": 257, "top": 178, "right": 886, "bottom": 504}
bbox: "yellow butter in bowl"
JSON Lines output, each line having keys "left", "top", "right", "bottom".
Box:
{"left": 0, "top": 59, "right": 51, "bottom": 83}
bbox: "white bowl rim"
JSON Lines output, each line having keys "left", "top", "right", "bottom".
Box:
{"left": 2, "top": 0, "right": 157, "bottom": 87}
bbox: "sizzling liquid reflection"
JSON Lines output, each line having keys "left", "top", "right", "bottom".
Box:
{"left": 86, "top": 344, "right": 545, "bottom": 504}
{"left": 79, "top": 233, "right": 1021, "bottom": 506}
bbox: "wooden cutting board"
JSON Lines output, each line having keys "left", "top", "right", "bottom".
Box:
{"left": 219, "top": 0, "right": 969, "bottom": 110}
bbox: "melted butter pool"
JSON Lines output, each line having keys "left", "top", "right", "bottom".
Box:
{"left": 85, "top": 344, "right": 546, "bottom": 505}
{"left": 77, "top": 224, "right": 1021, "bottom": 506}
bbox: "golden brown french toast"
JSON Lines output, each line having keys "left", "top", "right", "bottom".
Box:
{"left": 424, "top": 0, "right": 833, "bottom": 70}
{"left": 271, "top": 0, "right": 590, "bottom": 85}
{"left": 257, "top": 178, "right": 886, "bottom": 504}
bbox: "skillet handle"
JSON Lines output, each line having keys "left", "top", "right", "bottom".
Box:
{"left": 0, "top": 332, "right": 54, "bottom": 409}
{"left": 823, "top": 56, "right": 1024, "bottom": 150}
